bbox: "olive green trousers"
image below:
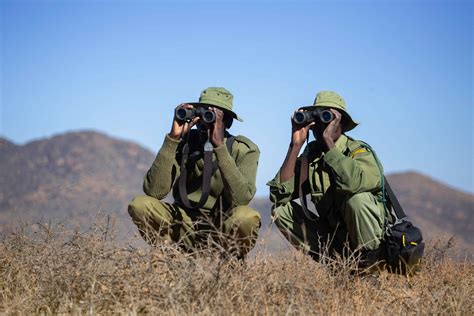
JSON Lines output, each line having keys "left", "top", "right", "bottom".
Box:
{"left": 272, "top": 192, "right": 385, "bottom": 258}
{"left": 128, "top": 195, "right": 261, "bottom": 257}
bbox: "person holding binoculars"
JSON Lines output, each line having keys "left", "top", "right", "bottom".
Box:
{"left": 128, "top": 87, "right": 261, "bottom": 259}
{"left": 267, "top": 91, "right": 389, "bottom": 267}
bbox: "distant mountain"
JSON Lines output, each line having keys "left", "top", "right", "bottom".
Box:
{"left": 0, "top": 137, "right": 16, "bottom": 151}
{"left": 0, "top": 131, "right": 154, "bottom": 226}
{"left": 1, "top": 131, "right": 473, "bottom": 254}
{"left": 387, "top": 172, "right": 474, "bottom": 245}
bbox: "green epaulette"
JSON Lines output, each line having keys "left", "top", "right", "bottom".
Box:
{"left": 234, "top": 135, "right": 260, "bottom": 152}
{"left": 345, "top": 136, "right": 367, "bottom": 158}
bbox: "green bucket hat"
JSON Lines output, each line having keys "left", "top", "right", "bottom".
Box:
{"left": 301, "top": 91, "right": 358, "bottom": 132}
{"left": 189, "top": 87, "right": 243, "bottom": 122}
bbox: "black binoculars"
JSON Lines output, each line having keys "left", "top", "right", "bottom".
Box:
{"left": 292, "top": 108, "right": 334, "bottom": 125}
{"left": 175, "top": 106, "right": 216, "bottom": 124}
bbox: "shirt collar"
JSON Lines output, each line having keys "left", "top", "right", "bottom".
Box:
{"left": 335, "top": 134, "right": 348, "bottom": 153}
{"left": 307, "top": 134, "right": 348, "bottom": 165}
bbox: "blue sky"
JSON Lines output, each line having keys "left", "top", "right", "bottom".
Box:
{"left": 1, "top": 0, "right": 472, "bottom": 195}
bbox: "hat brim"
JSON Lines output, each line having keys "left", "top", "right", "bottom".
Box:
{"left": 298, "top": 105, "right": 358, "bottom": 132}
{"left": 188, "top": 102, "right": 243, "bottom": 122}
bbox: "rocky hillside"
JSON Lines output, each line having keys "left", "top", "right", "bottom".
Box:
{"left": 0, "top": 131, "right": 154, "bottom": 225}
{"left": 1, "top": 131, "right": 473, "bottom": 254}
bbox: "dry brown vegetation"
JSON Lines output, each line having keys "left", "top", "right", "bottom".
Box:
{"left": 1, "top": 216, "right": 473, "bottom": 315}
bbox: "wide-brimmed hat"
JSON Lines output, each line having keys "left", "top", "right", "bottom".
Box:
{"left": 189, "top": 87, "right": 243, "bottom": 122}
{"left": 300, "top": 91, "right": 358, "bottom": 132}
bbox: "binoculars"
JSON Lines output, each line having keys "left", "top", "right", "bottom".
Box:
{"left": 175, "top": 106, "right": 216, "bottom": 124}
{"left": 293, "top": 108, "right": 334, "bottom": 125}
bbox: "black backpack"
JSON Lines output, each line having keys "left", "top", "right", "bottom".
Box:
{"left": 382, "top": 178, "right": 425, "bottom": 274}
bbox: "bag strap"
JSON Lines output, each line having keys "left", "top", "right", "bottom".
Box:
{"left": 179, "top": 139, "right": 213, "bottom": 210}
{"left": 383, "top": 176, "right": 407, "bottom": 220}
{"left": 178, "top": 133, "right": 234, "bottom": 210}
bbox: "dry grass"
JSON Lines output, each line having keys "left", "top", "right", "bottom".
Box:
{"left": 1, "top": 216, "right": 473, "bottom": 315}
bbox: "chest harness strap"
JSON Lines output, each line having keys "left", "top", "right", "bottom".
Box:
{"left": 178, "top": 129, "right": 234, "bottom": 210}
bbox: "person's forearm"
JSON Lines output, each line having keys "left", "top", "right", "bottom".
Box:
{"left": 324, "top": 148, "right": 381, "bottom": 194}
{"left": 143, "top": 134, "right": 180, "bottom": 198}
{"left": 214, "top": 144, "right": 258, "bottom": 205}
{"left": 279, "top": 142, "right": 303, "bottom": 183}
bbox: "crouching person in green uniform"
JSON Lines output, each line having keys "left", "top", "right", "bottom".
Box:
{"left": 128, "top": 87, "right": 261, "bottom": 259}
{"left": 267, "top": 91, "right": 388, "bottom": 267}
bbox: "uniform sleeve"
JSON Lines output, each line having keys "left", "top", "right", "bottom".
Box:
{"left": 323, "top": 146, "right": 382, "bottom": 195}
{"left": 266, "top": 170, "right": 296, "bottom": 207}
{"left": 214, "top": 141, "right": 259, "bottom": 206}
{"left": 267, "top": 144, "right": 311, "bottom": 207}
{"left": 143, "top": 134, "right": 181, "bottom": 199}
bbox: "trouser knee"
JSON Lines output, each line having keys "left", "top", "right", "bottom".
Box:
{"left": 343, "top": 192, "right": 384, "bottom": 250}
{"left": 128, "top": 195, "right": 168, "bottom": 226}
{"left": 345, "top": 193, "right": 368, "bottom": 215}
{"left": 344, "top": 192, "right": 382, "bottom": 222}
{"left": 271, "top": 204, "right": 293, "bottom": 233}
{"left": 128, "top": 195, "right": 149, "bottom": 219}
{"left": 221, "top": 206, "right": 261, "bottom": 257}
{"left": 128, "top": 195, "right": 178, "bottom": 247}
{"left": 228, "top": 206, "right": 261, "bottom": 236}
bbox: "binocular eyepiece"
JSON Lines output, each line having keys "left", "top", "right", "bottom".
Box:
{"left": 175, "top": 106, "right": 216, "bottom": 124}
{"left": 293, "top": 109, "right": 334, "bottom": 125}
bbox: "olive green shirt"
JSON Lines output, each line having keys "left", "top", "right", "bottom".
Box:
{"left": 267, "top": 134, "right": 383, "bottom": 218}
{"left": 143, "top": 131, "right": 260, "bottom": 210}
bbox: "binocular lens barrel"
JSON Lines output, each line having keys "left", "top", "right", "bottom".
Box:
{"left": 174, "top": 107, "right": 216, "bottom": 123}
{"left": 175, "top": 108, "right": 194, "bottom": 121}
{"left": 292, "top": 109, "right": 334, "bottom": 125}
{"left": 319, "top": 110, "right": 334, "bottom": 123}
{"left": 293, "top": 111, "right": 310, "bottom": 125}
{"left": 201, "top": 110, "right": 216, "bottom": 123}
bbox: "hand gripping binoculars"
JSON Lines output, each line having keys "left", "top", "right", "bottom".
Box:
{"left": 292, "top": 108, "right": 334, "bottom": 125}
{"left": 175, "top": 106, "right": 216, "bottom": 124}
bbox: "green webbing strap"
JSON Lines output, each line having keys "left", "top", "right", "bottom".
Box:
{"left": 357, "top": 141, "right": 386, "bottom": 207}
{"left": 357, "top": 141, "right": 407, "bottom": 221}
{"left": 178, "top": 132, "right": 235, "bottom": 210}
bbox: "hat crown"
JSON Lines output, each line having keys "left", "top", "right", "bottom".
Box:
{"left": 308, "top": 90, "right": 358, "bottom": 132}
{"left": 199, "top": 87, "right": 234, "bottom": 111}
{"left": 313, "top": 91, "right": 347, "bottom": 112}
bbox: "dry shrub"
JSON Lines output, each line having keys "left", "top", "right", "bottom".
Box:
{"left": 0, "top": 216, "right": 473, "bottom": 315}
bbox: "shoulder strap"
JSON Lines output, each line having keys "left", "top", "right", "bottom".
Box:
{"left": 179, "top": 140, "right": 213, "bottom": 209}
{"left": 226, "top": 135, "right": 235, "bottom": 153}
{"left": 383, "top": 176, "right": 407, "bottom": 220}
{"left": 178, "top": 135, "right": 235, "bottom": 210}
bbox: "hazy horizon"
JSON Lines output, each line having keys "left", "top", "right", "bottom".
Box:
{"left": 2, "top": 127, "right": 473, "bottom": 197}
